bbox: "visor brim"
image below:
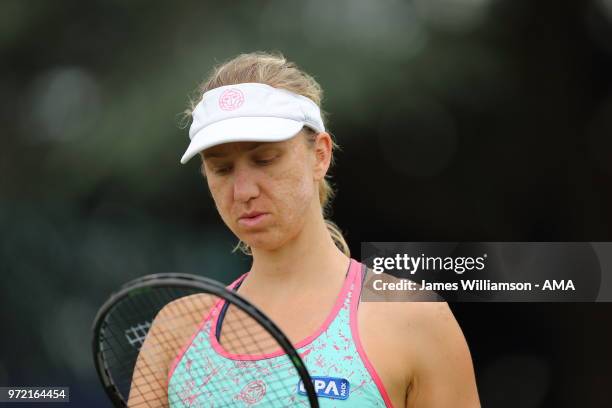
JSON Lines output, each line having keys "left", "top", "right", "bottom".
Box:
{"left": 180, "top": 117, "right": 304, "bottom": 164}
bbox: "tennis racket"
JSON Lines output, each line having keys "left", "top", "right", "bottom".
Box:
{"left": 92, "top": 273, "right": 319, "bottom": 407}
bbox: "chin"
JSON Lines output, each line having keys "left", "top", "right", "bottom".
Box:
{"left": 245, "top": 239, "right": 283, "bottom": 252}
{"left": 241, "top": 231, "right": 288, "bottom": 252}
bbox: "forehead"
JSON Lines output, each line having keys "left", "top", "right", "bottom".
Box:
{"left": 202, "top": 142, "right": 264, "bottom": 159}
{"left": 202, "top": 138, "right": 298, "bottom": 159}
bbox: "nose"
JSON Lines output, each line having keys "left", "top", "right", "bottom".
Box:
{"left": 232, "top": 163, "right": 259, "bottom": 203}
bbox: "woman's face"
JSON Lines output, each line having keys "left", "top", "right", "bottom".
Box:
{"left": 202, "top": 133, "right": 327, "bottom": 251}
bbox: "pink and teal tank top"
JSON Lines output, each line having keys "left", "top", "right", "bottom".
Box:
{"left": 167, "top": 259, "right": 393, "bottom": 407}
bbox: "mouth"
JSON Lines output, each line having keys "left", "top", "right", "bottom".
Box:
{"left": 238, "top": 212, "right": 269, "bottom": 228}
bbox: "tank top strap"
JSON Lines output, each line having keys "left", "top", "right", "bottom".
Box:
{"left": 344, "top": 258, "right": 365, "bottom": 308}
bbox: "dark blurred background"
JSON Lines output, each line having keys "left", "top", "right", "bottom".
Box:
{"left": 1, "top": 0, "right": 611, "bottom": 406}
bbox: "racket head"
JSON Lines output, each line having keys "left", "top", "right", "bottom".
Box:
{"left": 91, "top": 273, "right": 319, "bottom": 407}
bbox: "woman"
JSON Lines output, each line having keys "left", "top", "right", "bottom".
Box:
{"left": 129, "top": 51, "right": 480, "bottom": 407}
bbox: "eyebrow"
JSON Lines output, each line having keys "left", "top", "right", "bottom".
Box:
{"left": 202, "top": 142, "right": 271, "bottom": 159}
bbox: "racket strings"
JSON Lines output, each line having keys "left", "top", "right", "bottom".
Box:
{"left": 99, "top": 285, "right": 314, "bottom": 407}
{"left": 105, "top": 288, "right": 190, "bottom": 403}
{"left": 124, "top": 291, "right": 308, "bottom": 408}
{"left": 217, "top": 303, "right": 284, "bottom": 355}
{"left": 100, "top": 287, "right": 203, "bottom": 406}
{"left": 190, "top": 301, "right": 302, "bottom": 407}
{"left": 133, "top": 290, "right": 217, "bottom": 404}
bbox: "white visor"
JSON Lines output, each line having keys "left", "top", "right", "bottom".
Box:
{"left": 180, "top": 83, "right": 325, "bottom": 164}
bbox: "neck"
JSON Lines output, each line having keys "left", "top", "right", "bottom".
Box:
{"left": 245, "top": 204, "right": 350, "bottom": 294}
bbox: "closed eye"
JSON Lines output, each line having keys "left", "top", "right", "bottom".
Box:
{"left": 212, "top": 166, "right": 232, "bottom": 175}
{"left": 254, "top": 157, "right": 277, "bottom": 166}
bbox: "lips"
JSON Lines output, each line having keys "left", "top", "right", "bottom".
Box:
{"left": 238, "top": 212, "right": 268, "bottom": 227}
{"left": 240, "top": 211, "right": 265, "bottom": 219}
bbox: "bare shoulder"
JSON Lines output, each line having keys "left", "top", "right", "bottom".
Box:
{"left": 150, "top": 292, "right": 218, "bottom": 341}
{"left": 157, "top": 293, "right": 217, "bottom": 322}
{"left": 360, "top": 268, "right": 455, "bottom": 324}
{"left": 403, "top": 300, "right": 480, "bottom": 407}
{"left": 361, "top": 272, "right": 458, "bottom": 345}
{"left": 389, "top": 301, "right": 480, "bottom": 407}
{"left": 359, "top": 270, "right": 480, "bottom": 407}
{"left": 135, "top": 293, "right": 217, "bottom": 375}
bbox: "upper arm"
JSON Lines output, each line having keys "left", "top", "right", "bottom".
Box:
{"left": 406, "top": 302, "right": 480, "bottom": 408}
{"left": 127, "top": 294, "right": 214, "bottom": 407}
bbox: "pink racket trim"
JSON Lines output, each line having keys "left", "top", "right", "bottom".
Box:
{"left": 209, "top": 259, "right": 359, "bottom": 361}
{"left": 350, "top": 264, "right": 395, "bottom": 408}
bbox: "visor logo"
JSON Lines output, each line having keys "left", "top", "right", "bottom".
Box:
{"left": 219, "top": 88, "right": 245, "bottom": 111}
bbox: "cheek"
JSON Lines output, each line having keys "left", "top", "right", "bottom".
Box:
{"left": 273, "top": 147, "right": 318, "bottom": 219}
{"left": 207, "top": 179, "right": 232, "bottom": 220}
{"left": 270, "top": 166, "right": 315, "bottom": 223}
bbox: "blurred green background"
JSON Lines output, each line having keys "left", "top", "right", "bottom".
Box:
{"left": 2, "top": 0, "right": 612, "bottom": 406}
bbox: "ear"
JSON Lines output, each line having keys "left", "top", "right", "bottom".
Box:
{"left": 312, "top": 132, "right": 333, "bottom": 181}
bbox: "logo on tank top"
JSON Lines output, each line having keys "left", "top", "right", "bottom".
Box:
{"left": 235, "top": 380, "right": 266, "bottom": 404}
{"left": 297, "top": 376, "right": 350, "bottom": 400}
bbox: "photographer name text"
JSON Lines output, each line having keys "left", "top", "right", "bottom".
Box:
{"left": 372, "top": 279, "right": 576, "bottom": 292}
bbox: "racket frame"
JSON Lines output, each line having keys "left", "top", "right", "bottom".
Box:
{"left": 91, "top": 273, "right": 320, "bottom": 407}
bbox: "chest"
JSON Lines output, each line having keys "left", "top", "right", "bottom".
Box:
{"left": 233, "top": 289, "right": 341, "bottom": 345}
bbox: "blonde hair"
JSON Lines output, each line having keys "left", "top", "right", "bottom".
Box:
{"left": 188, "top": 51, "right": 350, "bottom": 257}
